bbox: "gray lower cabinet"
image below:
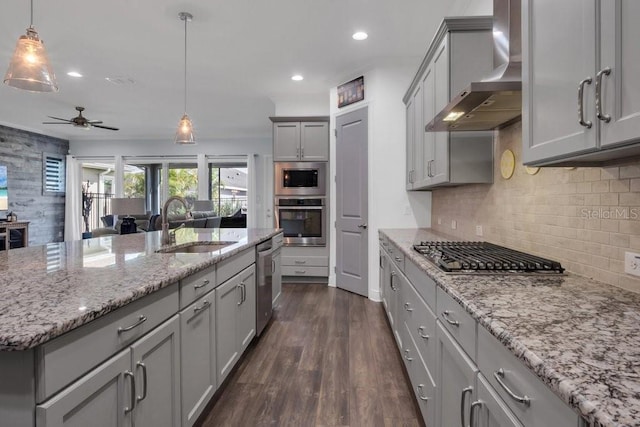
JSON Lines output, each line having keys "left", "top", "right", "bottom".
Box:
{"left": 436, "top": 322, "right": 478, "bottom": 427}
{"left": 473, "top": 374, "right": 523, "bottom": 427}
{"left": 180, "top": 291, "right": 216, "bottom": 427}
{"left": 216, "top": 264, "right": 256, "bottom": 385}
{"left": 36, "top": 316, "right": 181, "bottom": 427}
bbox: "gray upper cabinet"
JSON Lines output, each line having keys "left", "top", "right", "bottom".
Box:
{"left": 523, "top": 0, "right": 640, "bottom": 165}
{"left": 271, "top": 118, "right": 329, "bottom": 161}
{"left": 404, "top": 17, "right": 495, "bottom": 190}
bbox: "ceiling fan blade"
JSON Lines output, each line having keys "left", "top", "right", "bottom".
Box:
{"left": 91, "top": 124, "right": 119, "bottom": 131}
{"left": 47, "top": 116, "right": 73, "bottom": 122}
{"left": 42, "top": 122, "right": 73, "bottom": 124}
{"left": 87, "top": 120, "right": 103, "bottom": 124}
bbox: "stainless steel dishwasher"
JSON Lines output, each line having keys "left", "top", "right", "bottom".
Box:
{"left": 256, "top": 239, "right": 275, "bottom": 336}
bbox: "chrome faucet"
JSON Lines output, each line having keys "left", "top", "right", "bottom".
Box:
{"left": 161, "top": 196, "right": 191, "bottom": 245}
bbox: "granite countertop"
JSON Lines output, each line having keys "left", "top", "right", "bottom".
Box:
{"left": 0, "top": 228, "right": 281, "bottom": 352}
{"left": 380, "top": 228, "right": 640, "bottom": 427}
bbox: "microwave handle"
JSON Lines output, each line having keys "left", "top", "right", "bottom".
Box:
{"left": 276, "top": 206, "right": 324, "bottom": 210}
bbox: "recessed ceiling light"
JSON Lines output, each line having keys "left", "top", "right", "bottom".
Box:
{"left": 67, "top": 71, "right": 83, "bottom": 78}
{"left": 291, "top": 75, "right": 304, "bottom": 81}
{"left": 352, "top": 31, "right": 368, "bottom": 41}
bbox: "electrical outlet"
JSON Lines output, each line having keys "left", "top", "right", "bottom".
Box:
{"left": 437, "top": 218, "right": 442, "bottom": 225}
{"left": 476, "top": 225, "right": 483, "bottom": 237}
{"left": 625, "top": 252, "right": 640, "bottom": 277}
{"left": 451, "top": 220, "right": 457, "bottom": 230}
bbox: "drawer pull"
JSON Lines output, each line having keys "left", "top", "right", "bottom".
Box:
{"left": 418, "top": 326, "right": 429, "bottom": 340}
{"left": 403, "top": 349, "right": 413, "bottom": 362}
{"left": 194, "top": 279, "right": 210, "bottom": 289}
{"left": 404, "top": 302, "right": 413, "bottom": 312}
{"left": 294, "top": 270, "right": 306, "bottom": 274}
{"left": 441, "top": 310, "right": 460, "bottom": 327}
{"left": 294, "top": 260, "right": 307, "bottom": 264}
{"left": 395, "top": 256, "right": 402, "bottom": 262}
{"left": 460, "top": 386, "right": 473, "bottom": 427}
{"left": 124, "top": 370, "right": 136, "bottom": 414}
{"left": 470, "top": 400, "right": 483, "bottom": 427}
{"left": 194, "top": 300, "right": 211, "bottom": 314}
{"left": 118, "top": 315, "right": 147, "bottom": 334}
{"left": 416, "top": 384, "right": 429, "bottom": 401}
{"left": 136, "top": 362, "right": 148, "bottom": 402}
{"left": 494, "top": 368, "right": 531, "bottom": 406}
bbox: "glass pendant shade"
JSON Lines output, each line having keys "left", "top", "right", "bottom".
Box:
{"left": 4, "top": 27, "right": 58, "bottom": 92}
{"left": 175, "top": 114, "right": 195, "bottom": 144}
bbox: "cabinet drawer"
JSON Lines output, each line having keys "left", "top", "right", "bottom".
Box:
{"left": 436, "top": 286, "right": 477, "bottom": 360}
{"left": 403, "top": 323, "right": 437, "bottom": 427}
{"left": 281, "top": 266, "right": 328, "bottom": 277}
{"left": 273, "top": 233, "right": 284, "bottom": 248}
{"left": 217, "top": 248, "right": 255, "bottom": 285}
{"left": 477, "top": 327, "right": 579, "bottom": 427}
{"left": 400, "top": 279, "right": 437, "bottom": 374}
{"left": 387, "top": 243, "right": 405, "bottom": 271}
{"left": 281, "top": 255, "right": 328, "bottom": 267}
{"left": 476, "top": 373, "right": 523, "bottom": 427}
{"left": 36, "top": 283, "right": 179, "bottom": 402}
{"left": 180, "top": 265, "right": 216, "bottom": 309}
{"left": 405, "top": 258, "right": 436, "bottom": 311}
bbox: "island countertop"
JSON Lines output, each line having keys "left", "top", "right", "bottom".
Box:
{"left": 0, "top": 228, "right": 281, "bottom": 352}
{"left": 380, "top": 228, "right": 640, "bottom": 427}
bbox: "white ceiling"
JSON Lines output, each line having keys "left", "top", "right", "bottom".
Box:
{"left": 0, "top": 0, "right": 462, "bottom": 143}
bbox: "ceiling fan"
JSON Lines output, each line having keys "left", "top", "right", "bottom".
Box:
{"left": 43, "top": 106, "right": 119, "bottom": 131}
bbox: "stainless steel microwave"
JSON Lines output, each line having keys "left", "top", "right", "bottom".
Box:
{"left": 274, "top": 162, "right": 326, "bottom": 196}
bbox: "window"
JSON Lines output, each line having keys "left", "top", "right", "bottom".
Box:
{"left": 210, "top": 166, "right": 247, "bottom": 216}
{"left": 43, "top": 153, "right": 65, "bottom": 195}
{"left": 123, "top": 165, "right": 146, "bottom": 198}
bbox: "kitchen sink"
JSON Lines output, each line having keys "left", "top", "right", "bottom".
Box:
{"left": 157, "top": 242, "right": 237, "bottom": 254}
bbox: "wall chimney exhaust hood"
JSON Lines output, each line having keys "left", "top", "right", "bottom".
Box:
{"left": 426, "top": 0, "right": 522, "bottom": 132}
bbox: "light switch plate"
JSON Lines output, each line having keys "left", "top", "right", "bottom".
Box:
{"left": 451, "top": 220, "right": 457, "bottom": 230}
{"left": 476, "top": 225, "right": 483, "bottom": 237}
{"left": 625, "top": 252, "right": 640, "bottom": 277}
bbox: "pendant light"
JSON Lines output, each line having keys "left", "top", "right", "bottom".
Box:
{"left": 175, "top": 12, "right": 195, "bottom": 144}
{"left": 4, "top": 0, "right": 58, "bottom": 92}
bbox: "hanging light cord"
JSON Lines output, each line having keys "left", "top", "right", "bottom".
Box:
{"left": 183, "top": 15, "right": 188, "bottom": 115}
{"left": 30, "top": 0, "right": 34, "bottom": 27}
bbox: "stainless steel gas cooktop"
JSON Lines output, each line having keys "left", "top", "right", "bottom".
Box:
{"left": 413, "top": 241, "right": 565, "bottom": 274}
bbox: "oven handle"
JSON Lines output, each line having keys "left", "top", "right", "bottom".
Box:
{"left": 276, "top": 206, "right": 324, "bottom": 210}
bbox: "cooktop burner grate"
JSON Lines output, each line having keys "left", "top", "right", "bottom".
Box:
{"left": 413, "top": 241, "right": 565, "bottom": 274}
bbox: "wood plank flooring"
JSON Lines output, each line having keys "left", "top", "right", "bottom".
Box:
{"left": 197, "top": 283, "right": 423, "bottom": 427}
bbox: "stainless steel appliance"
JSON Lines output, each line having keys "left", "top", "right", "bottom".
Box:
{"left": 274, "top": 162, "right": 327, "bottom": 196}
{"left": 426, "top": 0, "right": 522, "bottom": 132}
{"left": 275, "top": 197, "right": 326, "bottom": 246}
{"left": 413, "top": 241, "right": 564, "bottom": 274}
{"left": 256, "top": 238, "right": 279, "bottom": 336}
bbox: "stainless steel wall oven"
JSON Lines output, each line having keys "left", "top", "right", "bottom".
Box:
{"left": 275, "top": 197, "right": 326, "bottom": 246}
{"left": 274, "top": 162, "right": 326, "bottom": 196}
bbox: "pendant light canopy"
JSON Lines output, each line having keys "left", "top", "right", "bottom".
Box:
{"left": 175, "top": 12, "right": 195, "bottom": 145}
{"left": 4, "top": 0, "right": 58, "bottom": 92}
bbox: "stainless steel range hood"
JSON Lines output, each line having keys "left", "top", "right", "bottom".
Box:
{"left": 426, "top": 0, "right": 522, "bottom": 132}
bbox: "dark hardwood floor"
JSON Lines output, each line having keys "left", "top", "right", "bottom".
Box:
{"left": 197, "top": 283, "right": 423, "bottom": 427}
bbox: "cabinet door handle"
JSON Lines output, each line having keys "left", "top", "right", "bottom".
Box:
{"left": 272, "top": 260, "right": 276, "bottom": 274}
{"left": 418, "top": 326, "right": 429, "bottom": 340}
{"left": 242, "top": 283, "right": 247, "bottom": 303}
{"left": 118, "top": 315, "right": 147, "bottom": 334}
{"left": 460, "top": 386, "right": 473, "bottom": 427}
{"left": 416, "top": 384, "right": 429, "bottom": 401}
{"left": 470, "top": 400, "right": 483, "bottom": 427}
{"left": 237, "top": 285, "right": 243, "bottom": 306}
{"left": 136, "top": 362, "right": 148, "bottom": 402}
{"left": 404, "top": 302, "right": 413, "bottom": 312}
{"left": 390, "top": 272, "right": 397, "bottom": 291}
{"left": 124, "top": 370, "right": 136, "bottom": 414}
{"left": 494, "top": 368, "right": 531, "bottom": 406}
{"left": 301, "top": 147, "right": 304, "bottom": 158}
{"left": 194, "top": 300, "right": 211, "bottom": 314}
{"left": 194, "top": 278, "right": 210, "bottom": 289}
{"left": 577, "top": 77, "right": 593, "bottom": 128}
{"left": 403, "top": 349, "right": 413, "bottom": 362}
{"left": 441, "top": 310, "right": 460, "bottom": 327}
{"left": 595, "top": 67, "right": 612, "bottom": 123}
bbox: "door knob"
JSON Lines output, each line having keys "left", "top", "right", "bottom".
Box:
{"left": 358, "top": 223, "right": 368, "bottom": 229}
